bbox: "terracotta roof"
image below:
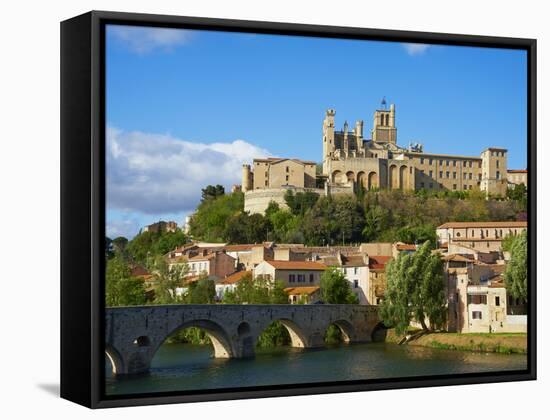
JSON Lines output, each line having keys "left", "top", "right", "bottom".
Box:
{"left": 395, "top": 243, "right": 417, "bottom": 251}
{"left": 220, "top": 270, "right": 251, "bottom": 285}
{"left": 131, "top": 265, "right": 150, "bottom": 277}
{"left": 442, "top": 254, "right": 475, "bottom": 262}
{"left": 223, "top": 244, "right": 256, "bottom": 252}
{"left": 266, "top": 260, "right": 326, "bottom": 270}
{"left": 507, "top": 169, "right": 527, "bottom": 173}
{"left": 342, "top": 255, "right": 367, "bottom": 267}
{"left": 254, "top": 157, "right": 317, "bottom": 165}
{"left": 438, "top": 221, "right": 527, "bottom": 229}
{"left": 188, "top": 253, "right": 218, "bottom": 261}
{"left": 369, "top": 255, "right": 392, "bottom": 269}
{"left": 284, "top": 286, "right": 320, "bottom": 295}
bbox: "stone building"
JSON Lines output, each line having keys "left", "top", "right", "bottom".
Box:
{"left": 507, "top": 169, "right": 528, "bottom": 188}
{"left": 142, "top": 220, "right": 178, "bottom": 233}
{"left": 322, "top": 104, "right": 509, "bottom": 196}
{"left": 436, "top": 221, "right": 527, "bottom": 252}
{"left": 253, "top": 260, "right": 327, "bottom": 288}
{"left": 242, "top": 102, "right": 512, "bottom": 214}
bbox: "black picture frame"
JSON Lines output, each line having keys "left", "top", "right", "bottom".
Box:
{"left": 60, "top": 10, "right": 537, "bottom": 409}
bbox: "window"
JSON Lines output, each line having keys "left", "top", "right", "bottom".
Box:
{"left": 453, "top": 172, "right": 456, "bottom": 179}
{"left": 353, "top": 279, "right": 359, "bottom": 289}
{"left": 309, "top": 274, "right": 314, "bottom": 283}
{"left": 495, "top": 296, "right": 500, "bottom": 306}
{"left": 463, "top": 173, "right": 467, "bottom": 180}
{"left": 420, "top": 182, "right": 425, "bottom": 188}
{"left": 463, "top": 160, "right": 467, "bottom": 167}
{"left": 469, "top": 185, "right": 473, "bottom": 190}
{"left": 468, "top": 295, "right": 487, "bottom": 305}
{"left": 496, "top": 171, "right": 500, "bottom": 179}
{"left": 472, "top": 311, "right": 482, "bottom": 320}
{"left": 439, "top": 171, "right": 443, "bottom": 178}
{"left": 456, "top": 232, "right": 461, "bottom": 237}
{"left": 453, "top": 160, "right": 457, "bottom": 167}
{"left": 420, "top": 158, "right": 424, "bottom": 164}
{"left": 496, "top": 160, "right": 500, "bottom": 168}
{"left": 429, "top": 170, "right": 433, "bottom": 177}
{"left": 446, "top": 160, "right": 450, "bottom": 166}
{"left": 469, "top": 173, "right": 473, "bottom": 180}
{"left": 429, "top": 159, "right": 433, "bottom": 165}
{"left": 429, "top": 183, "right": 433, "bottom": 189}
{"left": 354, "top": 267, "right": 358, "bottom": 275}
{"left": 286, "top": 166, "right": 289, "bottom": 173}
{"left": 469, "top": 161, "right": 473, "bottom": 168}
{"left": 464, "top": 185, "right": 468, "bottom": 190}
{"left": 297, "top": 274, "right": 305, "bottom": 282}
{"left": 265, "top": 180, "right": 268, "bottom": 186}
{"left": 439, "top": 159, "right": 443, "bottom": 166}
{"left": 420, "top": 169, "right": 425, "bottom": 175}
{"left": 289, "top": 274, "right": 296, "bottom": 283}
{"left": 453, "top": 184, "right": 457, "bottom": 190}
{"left": 446, "top": 171, "right": 450, "bottom": 178}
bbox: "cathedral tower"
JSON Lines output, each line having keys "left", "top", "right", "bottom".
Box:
{"left": 372, "top": 103, "right": 397, "bottom": 144}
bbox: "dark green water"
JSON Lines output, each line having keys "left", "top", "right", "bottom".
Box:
{"left": 105, "top": 343, "right": 527, "bottom": 395}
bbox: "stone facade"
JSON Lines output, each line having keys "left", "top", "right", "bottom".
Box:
{"left": 323, "top": 105, "right": 509, "bottom": 195}
{"left": 507, "top": 169, "right": 528, "bottom": 188}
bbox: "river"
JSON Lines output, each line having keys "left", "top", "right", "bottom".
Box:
{"left": 105, "top": 342, "right": 527, "bottom": 395}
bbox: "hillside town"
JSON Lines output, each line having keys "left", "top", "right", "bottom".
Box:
{"left": 125, "top": 217, "right": 527, "bottom": 335}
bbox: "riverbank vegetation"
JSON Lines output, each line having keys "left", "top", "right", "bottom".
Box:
{"left": 385, "top": 329, "right": 527, "bottom": 354}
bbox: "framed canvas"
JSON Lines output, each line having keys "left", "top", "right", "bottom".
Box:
{"left": 60, "top": 10, "right": 536, "bottom": 408}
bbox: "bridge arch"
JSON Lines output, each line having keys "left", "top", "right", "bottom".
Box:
{"left": 255, "top": 318, "right": 308, "bottom": 349}
{"left": 371, "top": 321, "right": 389, "bottom": 342}
{"left": 326, "top": 319, "right": 355, "bottom": 344}
{"left": 157, "top": 319, "right": 234, "bottom": 359}
{"left": 105, "top": 344, "right": 124, "bottom": 376}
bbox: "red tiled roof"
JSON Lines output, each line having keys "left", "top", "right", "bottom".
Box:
{"left": 395, "top": 243, "right": 416, "bottom": 251}
{"left": 266, "top": 260, "right": 326, "bottom": 270}
{"left": 284, "top": 286, "right": 320, "bottom": 295}
{"left": 220, "top": 271, "right": 251, "bottom": 285}
{"left": 507, "top": 169, "right": 527, "bottom": 173}
{"left": 223, "top": 244, "right": 256, "bottom": 252}
{"left": 368, "top": 256, "right": 392, "bottom": 270}
{"left": 131, "top": 265, "right": 150, "bottom": 277}
{"left": 438, "top": 221, "right": 527, "bottom": 229}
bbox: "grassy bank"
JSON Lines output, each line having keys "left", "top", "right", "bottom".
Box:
{"left": 385, "top": 330, "right": 527, "bottom": 354}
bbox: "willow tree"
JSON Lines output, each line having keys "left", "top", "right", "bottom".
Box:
{"left": 504, "top": 231, "right": 528, "bottom": 301}
{"left": 380, "top": 241, "right": 446, "bottom": 334}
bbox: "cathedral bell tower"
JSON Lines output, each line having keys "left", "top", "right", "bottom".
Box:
{"left": 372, "top": 100, "right": 397, "bottom": 144}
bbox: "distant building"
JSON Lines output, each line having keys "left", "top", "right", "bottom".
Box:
{"left": 436, "top": 221, "right": 527, "bottom": 252}
{"left": 507, "top": 169, "right": 528, "bottom": 188}
{"left": 215, "top": 270, "right": 251, "bottom": 301}
{"left": 253, "top": 260, "right": 326, "bottom": 288}
{"left": 284, "top": 286, "right": 321, "bottom": 304}
{"left": 143, "top": 220, "right": 178, "bottom": 234}
{"left": 168, "top": 250, "right": 236, "bottom": 281}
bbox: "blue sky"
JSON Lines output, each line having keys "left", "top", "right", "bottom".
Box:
{"left": 105, "top": 25, "right": 527, "bottom": 239}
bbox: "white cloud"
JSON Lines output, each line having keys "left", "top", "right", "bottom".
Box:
{"left": 106, "top": 217, "right": 141, "bottom": 240}
{"left": 108, "top": 25, "right": 193, "bottom": 54}
{"left": 106, "top": 127, "right": 271, "bottom": 216}
{"left": 402, "top": 43, "right": 430, "bottom": 56}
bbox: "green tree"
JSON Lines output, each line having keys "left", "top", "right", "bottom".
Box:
{"left": 189, "top": 192, "right": 244, "bottom": 242}
{"left": 111, "top": 236, "right": 129, "bottom": 255}
{"left": 185, "top": 274, "right": 216, "bottom": 303}
{"left": 201, "top": 184, "right": 225, "bottom": 201}
{"left": 362, "top": 205, "right": 390, "bottom": 241}
{"left": 320, "top": 267, "right": 359, "bottom": 304}
{"left": 105, "top": 255, "right": 146, "bottom": 306}
{"left": 151, "top": 257, "right": 188, "bottom": 304}
{"left": 396, "top": 224, "right": 437, "bottom": 247}
{"left": 284, "top": 190, "right": 320, "bottom": 216}
{"left": 507, "top": 183, "right": 527, "bottom": 210}
{"left": 504, "top": 231, "right": 528, "bottom": 301}
{"left": 380, "top": 241, "right": 446, "bottom": 334}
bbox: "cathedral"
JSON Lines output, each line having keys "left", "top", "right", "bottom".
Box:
{"left": 242, "top": 102, "right": 512, "bottom": 214}
{"left": 322, "top": 102, "right": 508, "bottom": 195}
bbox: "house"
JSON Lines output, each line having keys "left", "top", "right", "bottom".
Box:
{"left": 436, "top": 221, "right": 527, "bottom": 252}
{"left": 215, "top": 270, "right": 251, "bottom": 301}
{"left": 284, "top": 286, "right": 321, "bottom": 304}
{"left": 319, "top": 253, "right": 370, "bottom": 304}
{"left": 168, "top": 250, "right": 236, "bottom": 281}
{"left": 223, "top": 244, "right": 274, "bottom": 270}
{"left": 367, "top": 256, "right": 392, "bottom": 305}
{"left": 253, "top": 260, "right": 326, "bottom": 287}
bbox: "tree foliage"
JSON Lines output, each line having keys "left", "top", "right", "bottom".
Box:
{"left": 221, "top": 273, "right": 287, "bottom": 304}
{"left": 504, "top": 231, "right": 528, "bottom": 301}
{"left": 320, "top": 266, "right": 359, "bottom": 304}
{"left": 185, "top": 275, "right": 216, "bottom": 304}
{"left": 380, "top": 241, "right": 446, "bottom": 334}
{"left": 105, "top": 255, "right": 147, "bottom": 306}
{"left": 151, "top": 257, "right": 188, "bottom": 304}
{"left": 201, "top": 184, "right": 225, "bottom": 201}
{"left": 126, "top": 228, "right": 187, "bottom": 265}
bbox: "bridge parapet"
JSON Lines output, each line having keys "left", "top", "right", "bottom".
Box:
{"left": 105, "top": 304, "right": 380, "bottom": 376}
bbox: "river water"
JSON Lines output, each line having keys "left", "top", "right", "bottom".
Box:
{"left": 105, "top": 342, "right": 527, "bottom": 395}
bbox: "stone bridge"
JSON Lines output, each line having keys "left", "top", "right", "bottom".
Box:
{"left": 105, "top": 304, "right": 381, "bottom": 376}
